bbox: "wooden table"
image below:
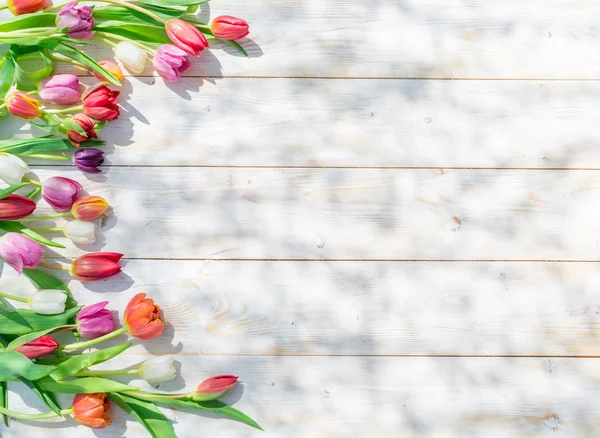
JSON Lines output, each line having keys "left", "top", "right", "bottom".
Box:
{"left": 3, "top": 0, "right": 600, "bottom": 436}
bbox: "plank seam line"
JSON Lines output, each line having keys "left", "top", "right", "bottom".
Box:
{"left": 69, "top": 75, "right": 600, "bottom": 81}
{"left": 116, "top": 353, "right": 600, "bottom": 358}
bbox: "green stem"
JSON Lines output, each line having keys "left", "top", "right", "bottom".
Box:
{"left": 44, "top": 105, "right": 83, "bottom": 115}
{"left": 0, "top": 291, "right": 28, "bottom": 303}
{"left": 0, "top": 405, "right": 72, "bottom": 420}
{"left": 128, "top": 390, "right": 187, "bottom": 400}
{"left": 0, "top": 29, "right": 58, "bottom": 38}
{"left": 22, "top": 178, "right": 42, "bottom": 187}
{"left": 74, "top": 368, "right": 140, "bottom": 377}
{"left": 19, "top": 154, "right": 70, "bottom": 161}
{"left": 95, "top": 31, "right": 156, "bottom": 54}
{"left": 50, "top": 0, "right": 165, "bottom": 22}
{"left": 0, "top": 5, "right": 7, "bottom": 11}
{"left": 93, "top": 34, "right": 118, "bottom": 49}
{"left": 49, "top": 53, "right": 87, "bottom": 70}
{"left": 39, "top": 260, "right": 70, "bottom": 271}
{"left": 17, "top": 212, "right": 72, "bottom": 222}
{"left": 0, "top": 103, "right": 6, "bottom": 111}
{"left": 30, "top": 227, "right": 63, "bottom": 232}
{"left": 62, "top": 327, "right": 128, "bottom": 351}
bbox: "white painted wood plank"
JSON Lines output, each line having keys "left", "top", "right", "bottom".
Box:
{"left": 3, "top": 356, "right": 600, "bottom": 437}
{"left": 18, "top": 166, "right": 600, "bottom": 260}
{"left": 5, "top": 0, "right": 600, "bottom": 78}
{"left": 4, "top": 260, "right": 600, "bottom": 356}
{"left": 6, "top": 78, "right": 600, "bottom": 168}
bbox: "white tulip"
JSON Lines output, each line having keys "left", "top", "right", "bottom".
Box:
{"left": 0, "top": 153, "right": 29, "bottom": 186}
{"left": 63, "top": 220, "right": 97, "bottom": 244}
{"left": 114, "top": 41, "right": 148, "bottom": 74}
{"left": 28, "top": 289, "right": 67, "bottom": 315}
{"left": 139, "top": 355, "right": 177, "bottom": 382}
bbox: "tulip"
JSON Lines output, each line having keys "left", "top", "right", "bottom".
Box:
{"left": 82, "top": 85, "right": 120, "bottom": 121}
{"left": 7, "top": 0, "right": 45, "bottom": 15}
{"left": 72, "top": 195, "right": 108, "bottom": 221}
{"left": 70, "top": 252, "right": 123, "bottom": 281}
{"left": 152, "top": 44, "right": 191, "bottom": 83}
{"left": 193, "top": 375, "right": 238, "bottom": 401}
{"left": 6, "top": 92, "right": 41, "bottom": 119}
{"left": 38, "top": 74, "right": 81, "bottom": 106}
{"left": 15, "top": 335, "right": 59, "bottom": 359}
{"left": 72, "top": 393, "right": 111, "bottom": 429}
{"left": 139, "top": 355, "right": 176, "bottom": 382}
{"left": 211, "top": 16, "right": 249, "bottom": 40}
{"left": 0, "top": 194, "right": 36, "bottom": 220}
{"left": 0, "top": 233, "right": 44, "bottom": 274}
{"left": 63, "top": 220, "right": 97, "bottom": 244}
{"left": 95, "top": 60, "right": 124, "bottom": 82}
{"left": 114, "top": 41, "right": 147, "bottom": 74}
{"left": 74, "top": 148, "right": 104, "bottom": 174}
{"left": 42, "top": 176, "right": 82, "bottom": 212}
{"left": 0, "top": 153, "right": 29, "bottom": 185}
{"left": 56, "top": 2, "right": 94, "bottom": 39}
{"left": 76, "top": 301, "right": 115, "bottom": 339}
{"left": 124, "top": 293, "right": 164, "bottom": 340}
{"left": 165, "top": 19, "right": 208, "bottom": 56}
{"left": 67, "top": 114, "right": 98, "bottom": 147}
{"left": 28, "top": 289, "right": 67, "bottom": 315}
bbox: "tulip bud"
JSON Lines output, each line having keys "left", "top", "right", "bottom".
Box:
{"left": 82, "top": 85, "right": 120, "bottom": 121}
{"left": 38, "top": 74, "right": 81, "bottom": 106}
{"left": 7, "top": 0, "right": 45, "bottom": 15}
{"left": 70, "top": 252, "right": 123, "bottom": 281}
{"left": 165, "top": 19, "right": 208, "bottom": 56}
{"left": 71, "top": 195, "right": 108, "bottom": 221}
{"left": 28, "top": 289, "right": 67, "bottom": 315}
{"left": 139, "top": 355, "right": 177, "bottom": 382}
{"left": 210, "top": 16, "right": 249, "bottom": 40}
{"left": 15, "top": 335, "right": 59, "bottom": 359}
{"left": 66, "top": 114, "right": 97, "bottom": 147}
{"left": 72, "top": 393, "right": 112, "bottom": 429}
{"left": 76, "top": 301, "right": 115, "bottom": 339}
{"left": 95, "top": 60, "right": 124, "bottom": 82}
{"left": 0, "top": 153, "right": 29, "bottom": 185}
{"left": 41, "top": 176, "right": 82, "bottom": 212}
{"left": 0, "top": 194, "right": 36, "bottom": 220}
{"left": 193, "top": 375, "right": 238, "bottom": 401}
{"left": 56, "top": 2, "right": 94, "bottom": 39}
{"left": 6, "top": 91, "right": 42, "bottom": 119}
{"left": 74, "top": 148, "right": 104, "bottom": 174}
{"left": 124, "top": 293, "right": 164, "bottom": 340}
{"left": 114, "top": 41, "right": 147, "bottom": 74}
{"left": 63, "top": 220, "right": 97, "bottom": 244}
{"left": 152, "top": 44, "right": 191, "bottom": 83}
{"left": 0, "top": 232, "right": 44, "bottom": 274}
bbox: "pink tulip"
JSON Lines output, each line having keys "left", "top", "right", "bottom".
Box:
{"left": 210, "top": 16, "right": 249, "bottom": 40}
{"left": 56, "top": 2, "right": 94, "bottom": 40}
{"left": 0, "top": 233, "right": 44, "bottom": 274}
{"left": 42, "top": 176, "right": 82, "bottom": 212}
{"left": 193, "top": 375, "right": 238, "bottom": 401}
{"left": 76, "top": 301, "right": 116, "bottom": 339}
{"left": 152, "top": 44, "right": 191, "bottom": 83}
{"left": 38, "top": 74, "right": 81, "bottom": 106}
{"left": 165, "top": 19, "right": 208, "bottom": 57}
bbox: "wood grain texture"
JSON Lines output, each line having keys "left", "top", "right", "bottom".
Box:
{"left": 4, "top": 260, "right": 600, "bottom": 356}
{"left": 4, "top": 356, "right": 600, "bottom": 437}
{"left": 7, "top": 78, "right": 600, "bottom": 168}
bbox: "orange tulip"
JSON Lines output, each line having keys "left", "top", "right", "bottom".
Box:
{"left": 72, "top": 393, "right": 112, "bottom": 429}
{"left": 124, "top": 293, "right": 164, "bottom": 340}
{"left": 6, "top": 92, "right": 42, "bottom": 119}
{"left": 7, "top": 0, "right": 45, "bottom": 15}
{"left": 72, "top": 195, "right": 108, "bottom": 221}
{"left": 95, "top": 60, "right": 125, "bottom": 82}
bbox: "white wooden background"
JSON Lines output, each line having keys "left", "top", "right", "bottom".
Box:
{"left": 3, "top": 0, "right": 600, "bottom": 436}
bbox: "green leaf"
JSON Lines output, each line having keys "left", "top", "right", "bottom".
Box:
{"left": 95, "top": 22, "right": 170, "bottom": 44}
{"left": 0, "top": 381, "right": 7, "bottom": 426}
{"left": 0, "top": 350, "right": 56, "bottom": 381}
{"left": 0, "top": 306, "right": 81, "bottom": 335}
{"left": 0, "top": 221, "right": 66, "bottom": 249}
{"left": 0, "top": 14, "right": 57, "bottom": 33}
{"left": 93, "top": 4, "right": 186, "bottom": 24}
{"left": 39, "top": 377, "right": 138, "bottom": 394}
{"left": 0, "top": 182, "right": 31, "bottom": 200}
{"left": 0, "top": 137, "right": 74, "bottom": 155}
{"left": 223, "top": 39, "right": 249, "bottom": 57}
{"left": 50, "top": 343, "right": 131, "bottom": 380}
{"left": 61, "top": 118, "right": 86, "bottom": 136}
{"left": 6, "top": 324, "right": 71, "bottom": 350}
{"left": 137, "top": 0, "right": 209, "bottom": 8}
{"left": 134, "top": 395, "right": 263, "bottom": 430}
{"left": 0, "top": 55, "right": 15, "bottom": 99}
{"left": 19, "top": 377, "right": 62, "bottom": 415}
{"left": 110, "top": 392, "right": 177, "bottom": 438}
{"left": 9, "top": 45, "right": 54, "bottom": 90}
{"left": 23, "top": 268, "right": 78, "bottom": 312}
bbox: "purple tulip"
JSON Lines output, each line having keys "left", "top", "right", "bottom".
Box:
{"left": 74, "top": 148, "right": 104, "bottom": 174}
{"left": 76, "top": 301, "right": 116, "bottom": 339}
{"left": 0, "top": 233, "right": 44, "bottom": 274}
{"left": 38, "top": 74, "right": 81, "bottom": 106}
{"left": 56, "top": 2, "right": 94, "bottom": 40}
{"left": 42, "top": 176, "right": 82, "bottom": 212}
{"left": 152, "top": 44, "right": 191, "bottom": 83}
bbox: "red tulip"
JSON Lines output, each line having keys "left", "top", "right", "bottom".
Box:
{"left": 72, "top": 393, "right": 112, "bottom": 429}
{"left": 82, "top": 85, "right": 120, "bottom": 121}
{"left": 6, "top": 92, "right": 42, "bottom": 119}
{"left": 15, "top": 335, "right": 59, "bottom": 359}
{"left": 70, "top": 252, "right": 123, "bottom": 281}
{"left": 211, "top": 16, "right": 249, "bottom": 40}
{"left": 165, "top": 19, "right": 208, "bottom": 56}
{"left": 67, "top": 114, "right": 98, "bottom": 147}
{"left": 7, "top": 0, "right": 45, "bottom": 15}
{"left": 124, "top": 293, "right": 164, "bottom": 340}
{"left": 0, "top": 194, "right": 36, "bottom": 220}
{"left": 71, "top": 195, "right": 108, "bottom": 221}
{"left": 193, "top": 375, "right": 238, "bottom": 401}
